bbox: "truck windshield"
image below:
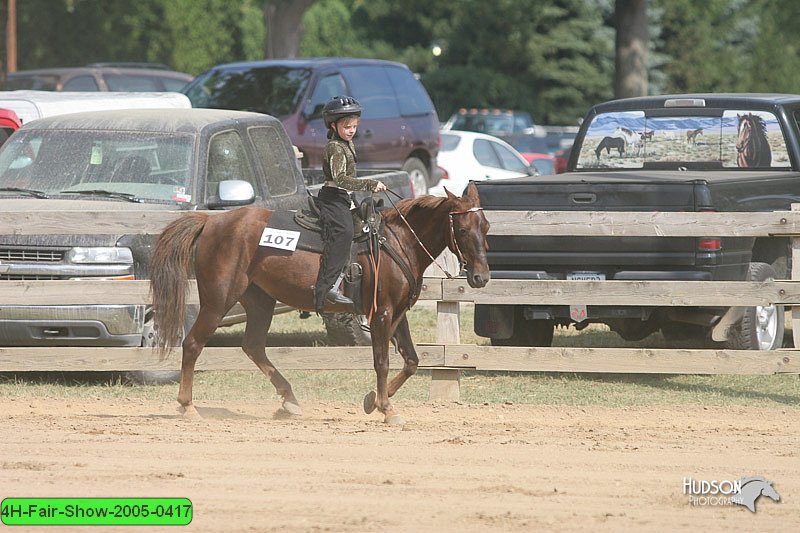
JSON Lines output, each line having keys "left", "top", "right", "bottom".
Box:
{"left": 575, "top": 110, "right": 790, "bottom": 170}
{"left": 0, "top": 130, "right": 194, "bottom": 203}
{"left": 184, "top": 66, "right": 312, "bottom": 118}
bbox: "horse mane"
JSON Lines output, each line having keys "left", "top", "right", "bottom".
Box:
{"left": 381, "top": 195, "right": 450, "bottom": 224}
{"left": 752, "top": 114, "right": 768, "bottom": 137}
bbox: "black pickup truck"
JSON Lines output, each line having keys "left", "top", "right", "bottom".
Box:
{"left": 474, "top": 93, "right": 800, "bottom": 351}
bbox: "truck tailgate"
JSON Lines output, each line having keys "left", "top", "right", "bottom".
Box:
{"left": 474, "top": 177, "right": 743, "bottom": 277}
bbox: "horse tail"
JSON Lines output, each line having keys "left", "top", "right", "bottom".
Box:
{"left": 150, "top": 212, "right": 209, "bottom": 354}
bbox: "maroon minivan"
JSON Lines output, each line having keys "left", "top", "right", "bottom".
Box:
{"left": 183, "top": 58, "right": 441, "bottom": 194}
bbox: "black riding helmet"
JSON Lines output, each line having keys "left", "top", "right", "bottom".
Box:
{"left": 323, "top": 96, "right": 362, "bottom": 129}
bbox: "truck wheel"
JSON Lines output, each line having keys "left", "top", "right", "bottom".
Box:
{"left": 322, "top": 312, "right": 371, "bottom": 346}
{"left": 124, "top": 304, "right": 200, "bottom": 384}
{"left": 491, "top": 308, "right": 554, "bottom": 346}
{"left": 724, "top": 262, "right": 785, "bottom": 350}
{"left": 402, "top": 157, "right": 429, "bottom": 196}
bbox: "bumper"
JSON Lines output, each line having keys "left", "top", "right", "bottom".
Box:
{"left": 0, "top": 305, "right": 144, "bottom": 346}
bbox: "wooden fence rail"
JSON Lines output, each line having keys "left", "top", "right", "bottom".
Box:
{"left": 3, "top": 209, "right": 800, "bottom": 401}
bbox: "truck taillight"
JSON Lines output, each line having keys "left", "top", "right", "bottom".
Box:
{"left": 698, "top": 238, "right": 721, "bottom": 251}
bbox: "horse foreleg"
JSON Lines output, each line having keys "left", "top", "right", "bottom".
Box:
{"left": 239, "top": 285, "right": 301, "bottom": 417}
{"left": 387, "top": 314, "right": 418, "bottom": 398}
{"left": 177, "top": 306, "right": 225, "bottom": 418}
{"left": 364, "top": 308, "right": 404, "bottom": 425}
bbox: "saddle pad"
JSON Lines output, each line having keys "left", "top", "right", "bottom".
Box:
{"left": 266, "top": 210, "right": 325, "bottom": 253}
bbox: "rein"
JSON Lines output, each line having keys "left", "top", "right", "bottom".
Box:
{"left": 383, "top": 189, "right": 482, "bottom": 279}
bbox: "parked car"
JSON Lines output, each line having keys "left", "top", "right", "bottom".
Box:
{"left": 525, "top": 152, "right": 556, "bottom": 175}
{"left": 0, "top": 108, "right": 21, "bottom": 146}
{"left": 442, "top": 108, "right": 535, "bottom": 139}
{"left": 2, "top": 64, "right": 193, "bottom": 93}
{"left": 429, "top": 130, "right": 535, "bottom": 196}
{"left": 0, "top": 90, "right": 191, "bottom": 125}
{"left": 182, "top": 57, "right": 441, "bottom": 194}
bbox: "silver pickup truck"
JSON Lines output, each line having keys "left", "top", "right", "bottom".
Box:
{"left": 0, "top": 108, "right": 412, "bottom": 350}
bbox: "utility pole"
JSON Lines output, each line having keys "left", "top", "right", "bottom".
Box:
{"left": 6, "top": 0, "right": 16, "bottom": 72}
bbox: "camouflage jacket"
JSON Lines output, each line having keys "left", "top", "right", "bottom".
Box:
{"left": 322, "top": 135, "right": 378, "bottom": 192}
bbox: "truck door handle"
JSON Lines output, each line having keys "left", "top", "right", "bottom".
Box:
{"left": 570, "top": 193, "right": 596, "bottom": 204}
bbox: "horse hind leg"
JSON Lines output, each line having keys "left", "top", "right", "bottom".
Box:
{"left": 239, "top": 285, "right": 301, "bottom": 417}
{"left": 177, "top": 305, "right": 226, "bottom": 418}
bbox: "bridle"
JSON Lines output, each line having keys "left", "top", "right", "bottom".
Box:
{"left": 447, "top": 206, "right": 484, "bottom": 276}
{"left": 384, "top": 190, "right": 483, "bottom": 278}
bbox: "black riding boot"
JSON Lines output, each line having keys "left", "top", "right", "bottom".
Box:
{"left": 314, "top": 186, "right": 354, "bottom": 312}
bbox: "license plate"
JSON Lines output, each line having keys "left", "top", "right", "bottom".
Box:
{"left": 567, "top": 271, "right": 606, "bottom": 281}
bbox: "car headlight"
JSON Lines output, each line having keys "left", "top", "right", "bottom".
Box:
{"left": 67, "top": 247, "right": 134, "bottom": 264}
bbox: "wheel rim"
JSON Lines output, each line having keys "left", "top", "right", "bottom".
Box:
{"left": 756, "top": 304, "right": 778, "bottom": 350}
{"left": 408, "top": 168, "right": 427, "bottom": 195}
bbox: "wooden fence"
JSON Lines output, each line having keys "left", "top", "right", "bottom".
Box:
{"left": 2, "top": 208, "right": 800, "bottom": 401}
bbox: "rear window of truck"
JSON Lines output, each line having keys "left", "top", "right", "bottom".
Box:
{"left": 575, "top": 110, "right": 790, "bottom": 170}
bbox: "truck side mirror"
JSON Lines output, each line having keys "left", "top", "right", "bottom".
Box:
{"left": 207, "top": 179, "right": 255, "bottom": 209}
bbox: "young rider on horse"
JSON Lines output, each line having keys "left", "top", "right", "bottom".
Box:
{"left": 314, "top": 96, "right": 386, "bottom": 312}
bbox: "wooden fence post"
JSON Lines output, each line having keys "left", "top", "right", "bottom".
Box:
{"left": 428, "top": 250, "right": 461, "bottom": 401}
{"left": 429, "top": 300, "right": 461, "bottom": 401}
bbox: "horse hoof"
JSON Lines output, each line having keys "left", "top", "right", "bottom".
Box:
{"left": 363, "top": 390, "right": 377, "bottom": 414}
{"left": 178, "top": 404, "right": 201, "bottom": 419}
{"left": 384, "top": 414, "right": 406, "bottom": 426}
{"left": 281, "top": 401, "right": 303, "bottom": 417}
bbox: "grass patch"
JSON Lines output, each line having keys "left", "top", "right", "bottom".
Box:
{"left": 1, "top": 370, "right": 797, "bottom": 409}
{"left": 1, "top": 305, "right": 798, "bottom": 409}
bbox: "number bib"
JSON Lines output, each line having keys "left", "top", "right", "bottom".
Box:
{"left": 259, "top": 227, "right": 300, "bottom": 251}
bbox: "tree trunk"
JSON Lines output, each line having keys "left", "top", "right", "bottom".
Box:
{"left": 263, "top": 0, "right": 315, "bottom": 59}
{"left": 615, "top": 0, "right": 648, "bottom": 98}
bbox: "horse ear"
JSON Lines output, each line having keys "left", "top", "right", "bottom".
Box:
{"left": 445, "top": 187, "right": 458, "bottom": 201}
{"left": 463, "top": 181, "right": 480, "bottom": 204}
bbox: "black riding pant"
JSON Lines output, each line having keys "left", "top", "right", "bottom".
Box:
{"left": 314, "top": 186, "right": 353, "bottom": 311}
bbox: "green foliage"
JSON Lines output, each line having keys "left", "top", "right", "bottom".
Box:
{"left": 10, "top": 0, "right": 800, "bottom": 124}
{"left": 652, "top": 0, "right": 751, "bottom": 93}
{"left": 13, "top": 0, "right": 265, "bottom": 75}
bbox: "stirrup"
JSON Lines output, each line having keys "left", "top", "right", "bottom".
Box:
{"left": 325, "top": 289, "right": 354, "bottom": 305}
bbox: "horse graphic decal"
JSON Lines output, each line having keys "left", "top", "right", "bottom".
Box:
{"left": 612, "top": 126, "right": 640, "bottom": 155}
{"left": 736, "top": 113, "right": 772, "bottom": 167}
{"left": 686, "top": 128, "right": 703, "bottom": 145}
{"left": 730, "top": 476, "right": 781, "bottom": 512}
{"left": 595, "top": 136, "right": 626, "bottom": 160}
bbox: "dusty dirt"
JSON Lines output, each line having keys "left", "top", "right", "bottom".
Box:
{"left": 1, "top": 397, "right": 797, "bottom": 532}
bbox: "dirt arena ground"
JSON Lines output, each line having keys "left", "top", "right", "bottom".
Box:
{"left": 1, "top": 397, "right": 797, "bottom": 532}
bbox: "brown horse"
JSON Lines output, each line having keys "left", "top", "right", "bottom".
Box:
{"left": 149, "top": 182, "right": 490, "bottom": 424}
{"left": 736, "top": 113, "right": 772, "bottom": 167}
{"left": 686, "top": 128, "right": 703, "bottom": 145}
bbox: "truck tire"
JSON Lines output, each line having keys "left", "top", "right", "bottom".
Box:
{"left": 402, "top": 157, "right": 429, "bottom": 196}
{"left": 322, "top": 312, "right": 371, "bottom": 346}
{"left": 491, "top": 308, "right": 554, "bottom": 346}
{"left": 724, "top": 262, "right": 785, "bottom": 350}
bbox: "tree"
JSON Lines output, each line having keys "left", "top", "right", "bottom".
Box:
{"left": 421, "top": 0, "right": 614, "bottom": 124}
{"left": 263, "top": 0, "right": 315, "bottom": 58}
{"left": 615, "top": 0, "right": 648, "bottom": 98}
{"left": 652, "top": 0, "right": 748, "bottom": 93}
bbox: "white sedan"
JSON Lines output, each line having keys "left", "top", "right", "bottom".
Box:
{"left": 429, "top": 130, "right": 536, "bottom": 196}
